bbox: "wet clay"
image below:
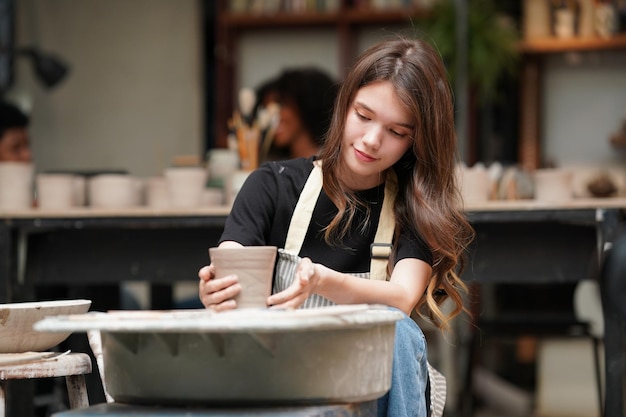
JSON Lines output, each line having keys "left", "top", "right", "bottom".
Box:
{"left": 209, "top": 246, "right": 277, "bottom": 309}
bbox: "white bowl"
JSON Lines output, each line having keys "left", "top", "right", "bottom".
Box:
{"left": 0, "top": 299, "right": 91, "bottom": 353}
{"left": 89, "top": 175, "right": 142, "bottom": 208}
{"left": 534, "top": 168, "right": 573, "bottom": 202}
{"left": 36, "top": 173, "right": 76, "bottom": 209}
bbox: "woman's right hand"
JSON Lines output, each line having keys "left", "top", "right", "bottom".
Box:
{"left": 198, "top": 264, "right": 242, "bottom": 311}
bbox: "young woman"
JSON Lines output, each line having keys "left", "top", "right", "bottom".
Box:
{"left": 199, "top": 37, "right": 474, "bottom": 417}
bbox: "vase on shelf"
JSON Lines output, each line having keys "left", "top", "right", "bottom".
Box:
{"left": 523, "top": 0, "right": 552, "bottom": 40}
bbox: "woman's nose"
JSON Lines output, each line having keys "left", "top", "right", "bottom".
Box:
{"left": 362, "top": 125, "right": 383, "bottom": 149}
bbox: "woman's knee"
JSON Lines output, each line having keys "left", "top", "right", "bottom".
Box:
{"left": 389, "top": 308, "right": 427, "bottom": 359}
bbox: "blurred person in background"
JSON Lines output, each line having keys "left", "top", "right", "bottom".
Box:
{"left": 0, "top": 100, "right": 32, "bottom": 162}
{"left": 255, "top": 67, "right": 338, "bottom": 161}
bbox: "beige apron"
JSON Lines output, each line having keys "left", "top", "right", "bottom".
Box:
{"left": 273, "top": 161, "right": 397, "bottom": 308}
{"left": 272, "top": 162, "right": 447, "bottom": 416}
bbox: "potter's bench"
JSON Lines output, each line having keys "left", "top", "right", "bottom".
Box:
{"left": 51, "top": 401, "right": 377, "bottom": 416}
{"left": 0, "top": 353, "right": 92, "bottom": 416}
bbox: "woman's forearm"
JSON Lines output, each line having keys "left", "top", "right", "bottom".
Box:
{"left": 314, "top": 259, "right": 430, "bottom": 315}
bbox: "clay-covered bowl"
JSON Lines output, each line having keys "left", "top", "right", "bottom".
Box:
{"left": 0, "top": 299, "right": 91, "bottom": 353}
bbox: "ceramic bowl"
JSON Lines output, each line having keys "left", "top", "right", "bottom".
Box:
{"left": 36, "top": 173, "right": 76, "bottom": 209}
{"left": 89, "top": 174, "right": 142, "bottom": 208}
{"left": 534, "top": 168, "right": 573, "bottom": 202}
{"left": 0, "top": 299, "right": 91, "bottom": 353}
{"left": 164, "top": 167, "right": 207, "bottom": 208}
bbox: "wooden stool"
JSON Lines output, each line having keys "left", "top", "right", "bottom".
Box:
{"left": 51, "top": 401, "right": 377, "bottom": 416}
{"left": 0, "top": 352, "right": 92, "bottom": 416}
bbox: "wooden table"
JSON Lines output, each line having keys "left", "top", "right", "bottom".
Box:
{"left": 461, "top": 199, "right": 625, "bottom": 417}
{"left": 1, "top": 199, "right": 623, "bottom": 299}
{"left": 1, "top": 199, "right": 625, "bottom": 416}
{"left": 0, "top": 206, "right": 230, "bottom": 307}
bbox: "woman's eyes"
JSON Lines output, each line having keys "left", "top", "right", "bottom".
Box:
{"left": 355, "top": 110, "right": 370, "bottom": 121}
{"left": 354, "top": 109, "right": 409, "bottom": 138}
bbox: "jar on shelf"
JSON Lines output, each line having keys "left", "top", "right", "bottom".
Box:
{"left": 553, "top": 1, "right": 577, "bottom": 39}
{"left": 578, "top": 0, "right": 595, "bottom": 38}
{"left": 523, "top": 0, "right": 552, "bottom": 40}
{"left": 595, "top": 0, "right": 618, "bottom": 38}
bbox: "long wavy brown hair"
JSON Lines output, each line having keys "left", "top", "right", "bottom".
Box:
{"left": 318, "top": 37, "right": 475, "bottom": 330}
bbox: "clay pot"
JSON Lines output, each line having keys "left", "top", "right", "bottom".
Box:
{"left": 209, "top": 246, "right": 277, "bottom": 309}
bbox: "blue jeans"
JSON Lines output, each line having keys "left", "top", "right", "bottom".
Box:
{"left": 376, "top": 309, "right": 428, "bottom": 417}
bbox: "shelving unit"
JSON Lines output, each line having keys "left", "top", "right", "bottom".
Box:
{"left": 520, "top": 33, "right": 626, "bottom": 54}
{"left": 213, "top": 0, "right": 430, "bottom": 148}
{"left": 518, "top": 33, "right": 626, "bottom": 170}
{"left": 213, "top": 1, "right": 626, "bottom": 169}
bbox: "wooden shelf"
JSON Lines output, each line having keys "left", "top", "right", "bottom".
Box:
{"left": 216, "top": 0, "right": 626, "bottom": 163}
{"left": 221, "top": 11, "right": 339, "bottom": 29}
{"left": 520, "top": 33, "right": 626, "bottom": 54}
{"left": 518, "top": 32, "right": 626, "bottom": 169}
{"left": 220, "top": 8, "right": 428, "bottom": 29}
{"left": 343, "top": 8, "right": 428, "bottom": 24}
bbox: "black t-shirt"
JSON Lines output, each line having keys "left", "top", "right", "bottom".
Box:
{"left": 220, "top": 157, "right": 432, "bottom": 273}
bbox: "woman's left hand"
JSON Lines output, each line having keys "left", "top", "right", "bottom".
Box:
{"left": 267, "top": 257, "right": 319, "bottom": 309}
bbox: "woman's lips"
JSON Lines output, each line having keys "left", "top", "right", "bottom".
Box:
{"left": 354, "top": 147, "right": 377, "bottom": 162}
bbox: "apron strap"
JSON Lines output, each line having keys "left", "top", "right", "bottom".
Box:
{"left": 284, "top": 161, "right": 396, "bottom": 280}
{"left": 370, "top": 170, "right": 397, "bottom": 280}
{"left": 284, "top": 161, "right": 323, "bottom": 253}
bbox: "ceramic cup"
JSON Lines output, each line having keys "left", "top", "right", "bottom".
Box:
{"left": 36, "top": 173, "right": 76, "bottom": 209}
{"left": 165, "top": 166, "right": 207, "bottom": 208}
{"left": 225, "top": 169, "right": 251, "bottom": 206}
{"left": 89, "top": 174, "right": 142, "bottom": 208}
{"left": 72, "top": 175, "right": 87, "bottom": 206}
{"left": 200, "top": 187, "right": 224, "bottom": 206}
{"left": 0, "top": 162, "right": 34, "bottom": 210}
{"left": 145, "top": 176, "right": 170, "bottom": 208}
{"left": 207, "top": 148, "right": 239, "bottom": 188}
{"left": 456, "top": 164, "right": 490, "bottom": 204}
{"left": 534, "top": 168, "right": 573, "bottom": 202}
{"left": 209, "top": 246, "right": 277, "bottom": 309}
